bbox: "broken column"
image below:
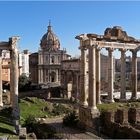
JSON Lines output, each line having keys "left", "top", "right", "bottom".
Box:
{"left": 10, "top": 36, "right": 20, "bottom": 134}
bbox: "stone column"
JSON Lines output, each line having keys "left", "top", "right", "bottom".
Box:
{"left": 76, "top": 72, "right": 79, "bottom": 99}
{"left": 10, "top": 36, "right": 20, "bottom": 134}
{"left": 120, "top": 49, "right": 126, "bottom": 101}
{"left": 96, "top": 48, "right": 101, "bottom": 104}
{"left": 88, "top": 45, "right": 97, "bottom": 110}
{"left": 131, "top": 50, "right": 137, "bottom": 99}
{"left": 0, "top": 50, "right": 3, "bottom": 107}
{"left": 38, "top": 68, "right": 40, "bottom": 84}
{"left": 40, "top": 68, "right": 43, "bottom": 83}
{"left": 80, "top": 46, "right": 88, "bottom": 106}
{"left": 108, "top": 48, "right": 114, "bottom": 102}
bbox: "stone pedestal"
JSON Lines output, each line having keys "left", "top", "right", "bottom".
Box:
{"left": 104, "top": 111, "right": 114, "bottom": 124}
{"left": 19, "top": 127, "right": 27, "bottom": 139}
{"left": 79, "top": 105, "right": 100, "bottom": 129}
{"left": 115, "top": 109, "right": 128, "bottom": 124}
{"left": 128, "top": 108, "right": 140, "bottom": 123}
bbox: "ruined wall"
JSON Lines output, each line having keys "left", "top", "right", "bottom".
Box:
{"left": 100, "top": 108, "right": 140, "bottom": 139}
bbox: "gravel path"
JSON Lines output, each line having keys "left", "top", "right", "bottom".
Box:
{"left": 41, "top": 117, "right": 102, "bottom": 139}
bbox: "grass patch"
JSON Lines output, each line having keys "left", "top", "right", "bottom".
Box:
{"left": 20, "top": 97, "right": 49, "bottom": 125}
{"left": 0, "top": 107, "right": 18, "bottom": 139}
{"left": 20, "top": 97, "right": 72, "bottom": 125}
{"left": 97, "top": 101, "right": 140, "bottom": 112}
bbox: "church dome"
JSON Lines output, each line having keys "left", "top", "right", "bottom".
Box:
{"left": 40, "top": 22, "right": 60, "bottom": 51}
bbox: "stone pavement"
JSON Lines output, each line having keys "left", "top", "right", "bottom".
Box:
{"left": 40, "top": 117, "right": 103, "bottom": 139}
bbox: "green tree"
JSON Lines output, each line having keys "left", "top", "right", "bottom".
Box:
{"left": 18, "top": 73, "right": 31, "bottom": 91}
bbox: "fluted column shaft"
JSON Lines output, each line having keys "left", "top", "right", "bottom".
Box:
{"left": 120, "top": 49, "right": 126, "bottom": 100}
{"left": 131, "top": 51, "right": 137, "bottom": 99}
{"left": 0, "top": 50, "right": 3, "bottom": 106}
{"left": 108, "top": 48, "right": 114, "bottom": 102}
{"left": 88, "top": 46, "right": 97, "bottom": 109}
{"left": 80, "top": 47, "right": 88, "bottom": 106}
{"left": 96, "top": 48, "right": 101, "bottom": 104}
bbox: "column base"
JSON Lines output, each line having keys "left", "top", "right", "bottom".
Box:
{"left": 130, "top": 96, "right": 137, "bottom": 101}
{"left": 80, "top": 101, "right": 88, "bottom": 106}
{"left": 0, "top": 102, "right": 3, "bottom": 107}
{"left": 79, "top": 105, "right": 100, "bottom": 129}
{"left": 105, "top": 99, "right": 114, "bottom": 103}
{"left": 96, "top": 100, "right": 102, "bottom": 104}
{"left": 119, "top": 98, "right": 127, "bottom": 102}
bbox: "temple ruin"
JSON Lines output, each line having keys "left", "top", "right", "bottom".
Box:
{"left": 76, "top": 26, "right": 140, "bottom": 128}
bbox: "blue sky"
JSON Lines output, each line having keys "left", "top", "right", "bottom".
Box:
{"left": 0, "top": 1, "right": 140, "bottom": 58}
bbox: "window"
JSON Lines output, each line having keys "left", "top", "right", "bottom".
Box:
{"left": 51, "top": 56, "right": 55, "bottom": 64}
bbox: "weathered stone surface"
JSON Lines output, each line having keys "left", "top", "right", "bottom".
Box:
{"left": 19, "top": 127, "right": 27, "bottom": 139}
{"left": 104, "top": 111, "right": 114, "bottom": 123}
{"left": 115, "top": 109, "right": 128, "bottom": 124}
{"left": 128, "top": 108, "right": 140, "bottom": 124}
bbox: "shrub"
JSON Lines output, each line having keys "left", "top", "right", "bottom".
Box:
{"left": 23, "top": 115, "right": 37, "bottom": 132}
{"left": 51, "top": 104, "right": 70, "bottom": 116}
{"left": 63, "top": 111, "right": 79, "bottom": 127}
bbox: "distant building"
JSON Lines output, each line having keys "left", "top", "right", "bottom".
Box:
{"left": 1, "top": 49, "right": 29, "bottom": 82}
{"left": 61, "top": 54, "right": 112, "bottom": 98}
{"left": 61, "top": 58, "right": 80, "bottom": 98}
{"left": 38, "top": 22, "right": 70, "bottom": 86}
{"left": 29, "top": 52, "right": 38, "bottom": 84}
{"left": 2, "top": 50, "right": 10, "bottom": 82}
{"left": 19, "top": 50, "right": 30, "bottom": 77}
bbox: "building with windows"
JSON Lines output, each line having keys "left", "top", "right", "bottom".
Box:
{"left": 38, "top": 22, "right": 70, "bottom": 86}
{"left": 29, "top": 52, "right": 38, "bottom": 84}
{"left": 19, "top": 50, "right": 30, "bottom": 77}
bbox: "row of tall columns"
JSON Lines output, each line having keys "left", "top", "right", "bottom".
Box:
{"left": 107, "top": 49, "right": 138, "bottom": 101}
{"left": 80, "top": 43, "right": 101, "bottom": 110}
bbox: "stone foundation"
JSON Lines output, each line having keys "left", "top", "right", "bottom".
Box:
{"left": 100, "top": 108, "right": 140, "bottom": 138}
{"left": 79, "top": 105, "right": 100, "bottom": 129}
